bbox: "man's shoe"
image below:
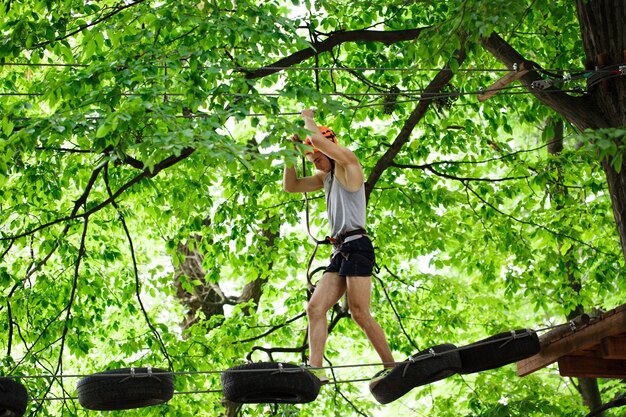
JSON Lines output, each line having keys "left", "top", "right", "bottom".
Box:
{"left": 307, "top": 367, "right": 329, "bottom": 384}
{"left": 368, "top": 368, "right": 393, "bottom": 391}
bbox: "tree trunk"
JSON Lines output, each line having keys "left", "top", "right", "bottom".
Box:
{"left": 174, "top": 221, "right": 279, "bottom": 331}
{"left": 483, "top": 0, "right": 626, "bottom": 259}
{"left": 579, "top": 378, "right": 605, "bottom": 417}
{"left": 576, "top": 0, "right": 626, "bottom": 259}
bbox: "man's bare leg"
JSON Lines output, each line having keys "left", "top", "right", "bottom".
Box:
{"left": 306, "top": 272, "right": 346, "bottom": 367}
{"left": 346, "top": 276, "right": 395, "bottom": 367}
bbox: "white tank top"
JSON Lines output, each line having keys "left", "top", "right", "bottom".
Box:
{"left": 323, "top": 172, "right": 366, "bottom": 241}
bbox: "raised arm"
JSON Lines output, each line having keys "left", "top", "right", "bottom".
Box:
{"left": 283, "top": 164, "right": 325, "bottom": 193}
{"left": 301, "top": 110, "right": 359, "bottom": 167}
{"left": 283, "top": 133, "right": 326, "bottom": 193}
{"left": 301, "top": 109, "right": 364, "bottom": 192}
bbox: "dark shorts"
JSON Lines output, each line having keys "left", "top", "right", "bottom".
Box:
{"left": 325, "top": 236, "right": 376, "bottom": 277}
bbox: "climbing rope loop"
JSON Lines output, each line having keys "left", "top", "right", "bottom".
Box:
{"left": 369, "top": 344, "right": 462, "bottom": 405}
{"left": 221, "top": 362, "right": 321, "bottom": 404}
{"left": 458, "top": 328, "right": 540, "bottom": 374}
{"left": 0, "top": 377, "right": 28, "bottom": 417}
{"left": 76, "top": 367, "right": 174, "bottom": 411}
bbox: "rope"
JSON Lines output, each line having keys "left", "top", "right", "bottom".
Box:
{"left": 2, "top": 84, "right": 582, "bottom": 103}
{"left": 1, "top": 326, "right": 559, "bottom": 382}
{"left": 12, "top": 328, "right": 554, "bottom": 403}
{"left": 0, "top": 62, "right": 585, "bottom": 72}
{"left": 299, "top": 152, "right": 328, "bottom": 293}
{"left": 5, "top": 86, "right": 591, "bottom": 129}
{"left": 30, "top": 389, "right": 225, "bottom": 402}
{"left": 28, "top": 380, "right": 375, "bottom": 402}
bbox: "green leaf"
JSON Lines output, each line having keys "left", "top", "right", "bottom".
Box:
{"left": 2, "top": 118, "right": 14, "bottom": 136}
{"left": 95, "top": 122, "right": 110, "bottom": 138}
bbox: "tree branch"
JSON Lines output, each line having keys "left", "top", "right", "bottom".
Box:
{"left": 29, "top": 216, "right": 89, "bottom": 417}
{"left": 247, "top": 345, "right": 306, "bottom": 362}
{"left": 1, "top": 147, "right": 195, "bottom": 241}
{"left": 104, "top": 163, "right": 173, "bottom": 369}
{"left": 391, "top": 161, "right": 531, "bottom": 182}
{"left": 365, "top": 42, "right": 467, "bottom": 201}
{"left": 234, "top": 312, "right": 307, "bottom": 344}
{"left": 463, "top": 180, "right": 616, "bottom": 256}
{"left": 373, "top": 273, "right": 420, "bottom": 351}
{"left": 481, "top": 32, "right": 607, "bottom": 130}
{"left": 585, "top": 396, "right": 626, "bottom": 417}
{"left": 32, "top": 0, "right": 147, "bottom": 49}
{"left": 244, "top": 28, "right": 429, "bottom": 80}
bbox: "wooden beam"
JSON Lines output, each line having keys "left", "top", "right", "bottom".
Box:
{"left": 539, "top": 314, "right": 590, "bottom": 345}
{"left": 517, "top": 308, "right": 626, "bottom": 376}
{"left": 478, "top": 62, "right": 530, "bottom": 102}
{"left": 558, "top": 356, "right": 626, "bottom": 378}
{"left": 601, "top": 336, "right": 626, "bottom": 359}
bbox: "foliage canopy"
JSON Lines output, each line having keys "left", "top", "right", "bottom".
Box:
{"left": 1, "top": 1, "right": 625, "bottom": 416}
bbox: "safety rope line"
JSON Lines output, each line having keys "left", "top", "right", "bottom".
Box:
{"left": 27, "top": 380, "right": 374, "bottom": 402}
{"left": 1, "top": 65, "right": 619, "bottom": 99}
{"left": 298, "top": 59, "right": 334, "bottom": 293}
{"left": 1, "top": 325, "right": 572, "bottom": 381}
{"left": 13, "top": 329, "right": 557, "bottom": 403}
{"left": 0, "top": 84, "right": 577, "bottom": 99}
{"left": 0, "top": 328, "right": 575, "bottom": 403}
{"left": 300, "top": 150, "right": 330, "bottom": 294}
{"left": 3, "top": 64, "right": 621, "bottom": 101}
{"left": 30, "top": 389, "right": 222, "bottom": 402}
{"left": 4, "top": 86, "right": 591, "bottom": 135}
{"left": 0, "top": 84, "right": 585, "bottom": 104}
{"left": 0, "top": 62, "right": 586, "bottom": 72}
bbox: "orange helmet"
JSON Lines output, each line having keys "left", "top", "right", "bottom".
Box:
{"left": 304, "top": 126, "right": 338, "bottom": 154}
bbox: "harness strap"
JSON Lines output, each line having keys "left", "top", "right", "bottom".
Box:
{"left": 322, "top": 228, "right": 368, "bottom": 246}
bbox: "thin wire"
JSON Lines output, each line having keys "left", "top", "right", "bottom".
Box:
{"left": 0, "top": 92, "right": 43, "bottom": 96}
{"left": 0, "top": 62, "right": 89, "bottom": 68}
{"left": 18, "top": 334, "right": 536, "bottom": 403}
{"left": 0, "top": 92, "right": 185, "bottom": 97}
{"left": 30, "top": 389, "right": 223, "bottom": 402}
{"left": 0, "top": 86, "right": 510, "bottom": 98}
{"left": 0, "top": 77, "right": 590, "bottom": 99}
{"left": 3, "top": 327, "right": 561, "bottom": 382}
{"left": 10, "top": 326, "right": 584, "bottom": 403}
{"left": 0, "top": 91, "right": 443, "bottom": 98}
{"left": 328, "top": 378, "right": 371, "bottom": 385}
{"left": 242, "top": 66, "right": 515, "bottom": 72}
{"left": 173, "top": 389, "right": 223, "bottom": 395}
{"left": 6, "top": 86, "right": 590, "bottom": 125}
{"left": 0, "top": 61, "right": 596, "bottom": 73}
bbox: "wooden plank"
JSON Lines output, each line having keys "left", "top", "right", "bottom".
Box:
{"left": 478, "top": 62, "right": 530, "bottom": 102}
{"left": 517, "top": 307, "right": 626, "bottom": 376}
{"left": 558, "top": 356, "right": 626, "bottom": 378}
{"left": 601, "top": 336, "right": 626, "bottom": 359}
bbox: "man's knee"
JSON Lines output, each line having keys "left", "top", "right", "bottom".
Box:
{"left": 306, "top": 301, "right": 327, "bottom": 319}
{"left": 350, "top": 305, "right": 372, "bottom": 326}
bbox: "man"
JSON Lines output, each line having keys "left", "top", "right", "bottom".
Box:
{"left": 283, "top": 109, "right": 395, "bottom": 389}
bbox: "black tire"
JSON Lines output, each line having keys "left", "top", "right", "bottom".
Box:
{"left": 459, "top": 329, "right": 540, "bottom": 374}
{"left": 221, "top": 362, "right": 321, "bottom": 404}
{"left": 0, "top": 377, "right": 28, "bottom": 417}
{"left": 77, "top": 368, "right": 174, "bottom": 411}
{"left": 370, "top": 344, "right": 462, "bottom": 405}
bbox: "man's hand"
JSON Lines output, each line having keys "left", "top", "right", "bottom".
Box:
{"left": 301, "top": 108, "right": 315, "bottom": 119}
{"left": 289, "top": 134, "right": 302, "bottom": 152}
